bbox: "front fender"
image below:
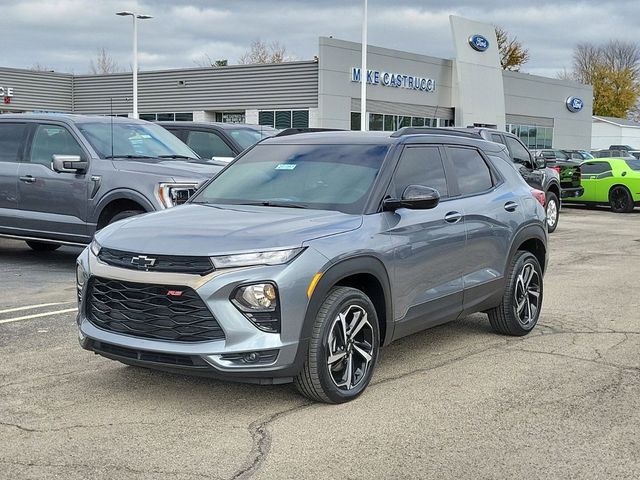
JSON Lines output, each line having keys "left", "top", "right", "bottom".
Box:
{"left": 90, "top": 188, "right": 157, "bottom": 224}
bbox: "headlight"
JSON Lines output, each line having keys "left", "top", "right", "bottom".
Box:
{"left": 76, "top": 262, "right": 88, "bottom": 303}
{"left": 89, "top": 238, "right": 101, "bottom": 256}
{"left": 156, "top": 182, "right": 200, "bottom": 208}
{"left": 232, "top": 282, "right": 280, "bottom": 333}
{"left": 211, "top": 248, "right": 304, "bottom": 269}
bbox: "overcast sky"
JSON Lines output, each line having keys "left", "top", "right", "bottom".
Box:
{"left": 1, "top": 0, "right": 638, "bottom": 78}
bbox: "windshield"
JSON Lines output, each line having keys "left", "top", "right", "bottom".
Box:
{"left": 192, "top": 143, "right": 389, "bottom": 214}
{"left": 227, "top": 127, "right": 276, "bottom": 150}
{"left": 625, "top": 159, "right": 640, "bottom": 171}
{"left": 77, "top": 121, "right": 198, "bottom": 159}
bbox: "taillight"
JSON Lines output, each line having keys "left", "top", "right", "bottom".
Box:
{"left": 531, "top": 188, "right": 546, "bottom": 207}
{"left": 551, "top": 166, "right": 561, "bottom": 173}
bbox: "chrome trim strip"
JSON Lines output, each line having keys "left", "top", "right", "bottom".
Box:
{"left": 0, "top": 233, "right": 86, "bottom": 247}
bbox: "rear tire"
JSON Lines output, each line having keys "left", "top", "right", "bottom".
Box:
{"left": 487, "top": 251, "right": 543, "bottom": 336}
{"left": 609, "top": 186, "right": 634, "bottom": 213}
{"left": 25, "top": 241, "right": 61, "bottom": 252}
{"left": 545, "top": 192, "right": 559, "bottom": 233}
{"left": 108, "top": 210, "right": 145, "bottom": 225}
{"left": 294, "top": 287, "right": 379, "bottom": 403}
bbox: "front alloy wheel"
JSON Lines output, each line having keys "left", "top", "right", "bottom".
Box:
{"left": 545, "top": 192, "right": 559, "bottom": 233}
{"left": 513, "top": 262, "right": 541, "bottom": 329}
{"left": 295, "top": 287, "right": 379, "bottom": 403}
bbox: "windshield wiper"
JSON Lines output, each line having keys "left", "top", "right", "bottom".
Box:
{"left": 158, "top": 154, "right": 198, "bottom": 160}
{"left": 104, "top": 154, "right": 155, "bottom": 159}
{"left": 237, "top": 201, "right": 308, "bottom": 209}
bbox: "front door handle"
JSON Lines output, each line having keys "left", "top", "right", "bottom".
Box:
{"left": 19, "top": 175, "right": 36, "bottom": 184}
{"left": 444, "top": 211, "right": 462, "bottom": 224}
{"left": 504, "top": 201, "right": 519, "bottom": 212}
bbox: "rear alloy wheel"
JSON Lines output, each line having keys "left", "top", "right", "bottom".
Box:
{"left": 545, "top": 192, "right": 559, "bottom": 233}
{"left": 26, "top": 241, "right": 61, "bottom": 252}
{"left": 295, "top": 287, "right": 379, "bottom": 403}
{"left": 487, "top": 251, "right": 543, "bottom": 336}
{"left": 609, "top": 186, "right": 634, "bottom": 213}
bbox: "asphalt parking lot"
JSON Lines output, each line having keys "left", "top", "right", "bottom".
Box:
{"left": 1, "top": 206, "right": 639, "bottom": 480}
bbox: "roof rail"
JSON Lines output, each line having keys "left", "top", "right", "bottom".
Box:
{"left": 391, "top": 127, "right": 482, "bottom": 139}
{"left": 274, "top": 128, "right": 344, "bottom": 137}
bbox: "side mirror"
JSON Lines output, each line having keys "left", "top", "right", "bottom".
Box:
{"left": 514, "top": 157, "right": 534, "bottom": 169}
{"left": 535, "top": 157, "right": 547, "bottom": 169}
{"left": 383, "top": 185, "right": 440, "bottom": 211}
{"left": 52, "top": 154, "right": 88, "bottom": 173}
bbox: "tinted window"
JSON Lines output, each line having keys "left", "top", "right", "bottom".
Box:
{"left": 0, "top": 123, "right": 27, "bottom": 162}
{"left": 393, "top": 147, "right": 448, "bottom": 198}
{"left": 449, "top": 147, "right": 493, "bottom": 195}
{"left": 29, "top": 124, "right": 83, "bottom": 168}
{"left": 227, "top": 127, "right": 275, "bottom": 150}
{"left": 187, "top": 130, "right": 236, "bottom": 158}
{"left": 490, "top": 133, "right": 504, "bottom": 145}
{"left": 624, "top": 159, "right": 640, "bottom": 171}
{"left": 505, "top": 136, "right": 532, "bottom": 163}
{"left": 193, "top": 144, "right": 389, "bottom": 214}
{"left": 581, "top": 162, "right": 611, "bottom": 174}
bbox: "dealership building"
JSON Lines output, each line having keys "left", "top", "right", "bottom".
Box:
{"left": 0, "top": 16, "right": 593, "bottom": 149}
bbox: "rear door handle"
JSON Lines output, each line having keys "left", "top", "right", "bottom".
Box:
{"left": 19, "top": 175, "right": 36, "bottom": 184}
{"left": 444, "top": 211, "right": 462, "bottom": 224}
{"left": 504, "top": 201, "right": 519, "bottom": 212}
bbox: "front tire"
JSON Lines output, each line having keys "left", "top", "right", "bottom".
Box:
{"left": 295, "top": 287, "right": 379, "bottom": 403}
{"left": 26, "top": 241, "right": 61, "bottom": 252}
{"left": 487, "top": 251, "right": 543, "bottom": 336}
{"left": 545, "top": 191, "right": 559, "bottom": 233}
{"left": 609, "top": 186, "right": 634, "bottom": 213}
{"left": 108, "top": 209, "right": 145, "bottom": 225}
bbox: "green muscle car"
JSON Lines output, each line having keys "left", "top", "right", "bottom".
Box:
{"left": 563, "top": 158, "right": 640, "bottom": 212}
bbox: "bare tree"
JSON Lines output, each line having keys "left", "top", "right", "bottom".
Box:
{"left": 238, "top": 39, "right": 291, "bottom": 64}
{"left": 194, "top": 54, "right": 228, "bottom": 67}
{"left": 89, "top": 47, "right": 121, "bottom": 74}
{"left": 601, "top": 40, "right": 640, "bottom": 78}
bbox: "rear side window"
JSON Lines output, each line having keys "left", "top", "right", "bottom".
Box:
{"left": 393, "top": 146, "right": 448, "bottom": 198}
{"left": 449, "top": 147, "right": 493, "bottom": 195}
{"left": 625, "top": 159, "right": 640, "bottom": 171}
{"left": 581, "top": 162, "right": 611, "bottom": 174}
{"left": 0, "top": 123, "right": 27, "bottom": 162}
{"left": 505, "top": 136, "right": 531, "bottom": 162}
{"left": 186, "top": 130, "right": 235, "bottom": 158}
{"left": 490, "top": 133, "right": 504, "bottom": 145}
{"left": 29, "top": 124, "right": 83, "bottom": 168}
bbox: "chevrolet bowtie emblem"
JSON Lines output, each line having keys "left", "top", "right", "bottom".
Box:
{"left": 130, "top": 255, "right": 157, "bottom": 268}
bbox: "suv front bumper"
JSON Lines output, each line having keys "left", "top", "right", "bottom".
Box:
{"left": 76, "top": 246, "right": 327, "bottom": 384}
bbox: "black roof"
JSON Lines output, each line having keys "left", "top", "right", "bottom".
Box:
{"left": 156, "top": 121, "right": 278, "bottom": 132}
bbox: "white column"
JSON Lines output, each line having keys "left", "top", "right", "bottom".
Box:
{"left": 360, "top": 0, "right": 368, "bottom": 131}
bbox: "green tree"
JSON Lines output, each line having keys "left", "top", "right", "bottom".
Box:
{"left": 495, "top": 26, "right": 530, "bottom": 72}
{"left": 592, "top": 66, "right": 640, "bottom": 117}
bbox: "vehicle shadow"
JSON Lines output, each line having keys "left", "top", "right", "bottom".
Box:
{"left": 562, "top": 204, "right": 640, "bottom": 214}
{"left": 0, "top": 238, "right": 82, "bottom": 269}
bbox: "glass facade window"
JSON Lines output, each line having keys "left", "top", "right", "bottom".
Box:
{"left": 506, "top": 123, "right": 553, "bottom": 149}
{"left": 138, "top": 112, "right": 193, "bottom": 122}
{"left": 258, "top": 110, "right": 309, "bottom": 129}
{"left": 350, "top": 112, "right": 454, "bottom": 131}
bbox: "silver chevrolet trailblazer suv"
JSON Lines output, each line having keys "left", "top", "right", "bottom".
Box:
{"left": 77, "top": 129, "right": 548, "bottom": 403}
{"left": 0, "top": 114, "right": 221, "bottom": 249}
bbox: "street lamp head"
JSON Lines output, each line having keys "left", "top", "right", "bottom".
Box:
{"left": 116, "top": 11, "right": 134, "bottom": 16}
{"left": 136, "top": 14, "right": 153, "bottom": 19}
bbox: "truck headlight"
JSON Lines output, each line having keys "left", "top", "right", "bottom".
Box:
{"left": 231, "top": 282, "right": 280, "bottom": 333}
{"left": 156, "top": 182, "right": 200, "bottom": 208}
{"left": 89, "top": 238, "right": 101, "bottom": 256}
{"left": 76, "top": 262, "right": 88, "bottom": 303}
{"left": 211, "top": 248, "right": 304, "bottom": 269}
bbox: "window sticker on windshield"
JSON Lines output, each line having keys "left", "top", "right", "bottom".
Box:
{"left": 275, "top": 164, "right": 296, "bottom": 170}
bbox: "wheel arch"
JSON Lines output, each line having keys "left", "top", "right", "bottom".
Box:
{"left": 508, "top": 223, "right": 548, "bottom": 275}
{"left": 302, "top": 255, "right": 394, "bottom": 347}
{"left": 547, "top": 181, "right": 560, "bottom": 199}
{"left": 92, "top": 190, "right": 155, "bottom": 230}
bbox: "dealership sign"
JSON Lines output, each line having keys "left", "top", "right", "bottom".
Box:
{"left": 351, "top": 67, "right": 436, "bottom": 93}
{"left": 0, "top": 86, "right": 14, "bottom": 104}
{"left": 566, "top": 96, "right": 584, "bottom": 113}
{"left": 469, "top": 34, "right": 489, "bottom": 52}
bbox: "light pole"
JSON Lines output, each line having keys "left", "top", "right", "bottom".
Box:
{"left": 116, "top": 11, "right": 153, "bottom": 119}
{"left": 360, "top": 0, "right": 368, "bottom": 131}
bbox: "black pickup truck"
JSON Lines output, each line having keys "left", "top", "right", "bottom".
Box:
{"left": 532, "top": 149, "right": 584, "bottom": 202}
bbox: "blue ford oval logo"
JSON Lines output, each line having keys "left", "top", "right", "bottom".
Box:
{"left": 566, "top": 96, "right": 584, "bottom": 113}
{"left": 469, "top": 34, "right": 489, "bottom": 52}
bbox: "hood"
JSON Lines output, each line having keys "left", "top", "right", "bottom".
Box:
{"left": 96, "top": 204, "right": 362, "bottom": 256}
{"left": 111, "top": 159, "right": 222, "bottom": 181}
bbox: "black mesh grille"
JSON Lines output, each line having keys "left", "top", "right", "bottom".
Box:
{"left": 98, "top": 248, "right": 214, "bottom": 275}
{"left": 87, "top": 277, "right": 225, "bottom": 342}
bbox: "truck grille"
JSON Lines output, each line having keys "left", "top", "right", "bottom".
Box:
{"left": 98, "top": 248, "right": 214, "bottom": 275}
{"left": 86, "top": 277, "right": 225, "bottom": 342}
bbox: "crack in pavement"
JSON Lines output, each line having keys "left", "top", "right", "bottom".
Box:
{"left": 0, "top": 420, "right": 164, "bottom": 434}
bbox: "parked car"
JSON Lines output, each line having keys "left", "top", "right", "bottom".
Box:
{"left": 563, "top": 158, "right": 640, "bottom": 212}
{"left": 159, "top": 121, "right": 278, "bottom": 163}
{"left": 561, "top": 150, "right": 594, "bottom": 161}
{"left": 0, "top": 114, "right": 222, "bottom": 250}
{"left": 77, "top": 130, "right": 548, "bottom": 403}
{"left": 592, "top": 149, "right": 640, "bottom": 159}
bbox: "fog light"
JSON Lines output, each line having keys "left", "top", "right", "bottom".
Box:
{"left": 244, "top": 352, "right": 260, "bottom": 363}
{"left": 219, "top": 349, "right": 279, "bottom": 366}
{"left": 231, "top": 282, "right": 281, "bottom": 333}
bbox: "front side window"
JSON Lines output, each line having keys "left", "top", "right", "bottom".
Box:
{"left": 624, "top": 159, "right": 640, "bottom": 171}
{"left": 505, "top": 136, "right": 532, "bottom": 163}
{"left": 227, "top": 127, "right": 276, "bottom": 150}
{"left": 186, "top": 130, "right": 235, "bottom": 158}
{"left": 0, "top": 123, "right": 27, "bottom": 163}
{"left": 392, "top": 147, "right": 448, "bottom": 198}
{"left": 29, "top": 124, "right": 83, "bottom": 168}
{"left": 193, "top": 144, "right": 389, "bottom": 214}
{"left": 449, "top": 147, "right": 493, "bottom": 195}
{"left": 76, "top": 121, "right": 197, "bottom": 159}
